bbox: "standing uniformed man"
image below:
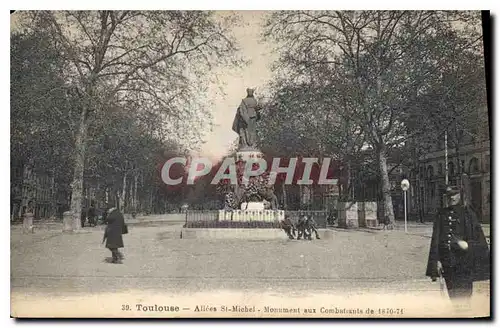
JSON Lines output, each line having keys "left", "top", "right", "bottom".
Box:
{"left": 426, "top": 185, "right": 490, "bottom": 300}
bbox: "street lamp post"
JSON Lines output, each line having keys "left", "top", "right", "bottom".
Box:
{"left": 401, "top": 179, "right": 410, "bottom": 233}
{"left": 445, "top": 130, "right": 449, "bottom": 186}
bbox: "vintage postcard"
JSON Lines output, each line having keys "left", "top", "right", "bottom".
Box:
{"left": 10, "top": 9, "right": 491, "bottom": 319}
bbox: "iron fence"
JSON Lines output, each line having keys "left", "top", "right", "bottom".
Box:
{"left": 184, "top": 209, "right": 329, "bottom": 229}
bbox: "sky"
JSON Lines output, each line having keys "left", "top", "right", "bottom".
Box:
{"left": 10, "top": 10, "right": 487, "bottom": 162}
{"left": 10, "top": 10, "right": 276, "bottom": 162}
{"left": 199, "top": 11, "right": 277, "bottom": 161}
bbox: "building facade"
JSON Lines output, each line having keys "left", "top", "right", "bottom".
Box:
{"left": 416, "top": 139, "right": 490, "bottom": 223}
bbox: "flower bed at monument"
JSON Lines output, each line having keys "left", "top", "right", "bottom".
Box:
{"left": 183, "top": 220, "right": 281, "bottom": 229}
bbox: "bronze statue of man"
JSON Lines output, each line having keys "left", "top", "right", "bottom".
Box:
{"left": 232, "top": 88, "right": 262, "bottom": 149}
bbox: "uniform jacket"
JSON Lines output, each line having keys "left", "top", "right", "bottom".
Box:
{"left": 426, "top": 205, "right": 490, "bottom": 281}
{"left": 103, "top": 208, "right": 125, "bottom": 249}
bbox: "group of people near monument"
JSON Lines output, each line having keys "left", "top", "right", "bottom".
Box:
{"left": 280, "top": 215, "right": 321, "bottom": 240}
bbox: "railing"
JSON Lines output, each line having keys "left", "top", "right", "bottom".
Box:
{"left": 184, "top": 209, "right": 329, "bottom": 229}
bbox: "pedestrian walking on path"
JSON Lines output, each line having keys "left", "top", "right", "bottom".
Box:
{"left": 102, "top": 205, "right": 128, "bottom": 264}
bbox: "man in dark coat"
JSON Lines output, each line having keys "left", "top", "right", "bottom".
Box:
{"left": 81, "top": 207, "right": 87, "bottom": 228}
{"left": 87, "top": 201, "right": 97, "bottom": 227}
{"left": 231, "top": 88, "right": 262, "bottom": 149}
{"left": 426, "top": 186, "right": 490, "bottom": 300}
{"left": 102, "top": 206, "right": 126, "bottom": 264}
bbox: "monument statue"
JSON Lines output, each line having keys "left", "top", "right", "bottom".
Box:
{"left": 219, "top": 87, "right": 281, "bottom": 214}
{"left": 232, "top": 88, "right": 262, "bottom": 150}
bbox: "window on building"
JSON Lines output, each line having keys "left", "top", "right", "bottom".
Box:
{"left": 427, "top": 165, "right": 434, "bottom": 179}
{"left": 485, "top": 155, "right": 490, "bottom": 172}
{"left": 438, "top": 163, "right": 443, "bottom": 175}
{"left": 469, "top": 157, "right": 480, "bottom": 173}
{"left": 448, "top": 162, "right": 455, "bottom": 177}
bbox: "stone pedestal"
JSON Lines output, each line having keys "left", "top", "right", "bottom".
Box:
{"left": 22, "top": 213, "right": 34, "bottom": 234}
{"left": 364, "top": 202, "right": 378, "bottom": 228}
{"left": 62, "top": 211, "right": 73, "bottom": 233}
{"left": 357, "top": 202, "right": 378, "bottom": 228}
{"left": 241, "top": 202, "right": 265, "bottom": 210}
{"left": 221, "top": 147, "right": 284, "bottom": 223}
{"left": 357, "top": 202, "right": 366, "bottom": 228}
{"left": 338, "top": 202, "right": 359, "bottom": 228}
{"left": 73, "top": 216, "right": 81, "bottom": 231}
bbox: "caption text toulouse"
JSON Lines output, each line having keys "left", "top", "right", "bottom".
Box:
{"left": 125, "top": 304, "right": 404, "bottom": 315}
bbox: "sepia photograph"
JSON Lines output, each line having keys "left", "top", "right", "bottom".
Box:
{"left": 9, "top": 8, "right": 492, "bottom": 319}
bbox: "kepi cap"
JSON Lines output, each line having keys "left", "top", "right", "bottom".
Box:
{"left": 446, "top": 186, "right": 460, "bottom": 195}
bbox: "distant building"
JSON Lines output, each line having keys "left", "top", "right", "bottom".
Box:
{"left": 10, "top": 159, "right": 100, "bottom": 221}
{"left": 415, "top": 106, "right": 490, "bottom": 223}
{"left": 416, "top": 140, "right": 490, "bottom": 223}
{"left": 10, "top": 159, "right": 65, "bottom": 220}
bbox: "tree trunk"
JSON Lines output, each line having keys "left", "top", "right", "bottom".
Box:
{"left": 21, "top": 159, "right": 34, "bottom": 215}
{"left": 281, "top": 182, "right": 287, "bottom": 210}
{"left": 128, "top": 178, "right": 133, "bottom": 212}
{"left": 69, "top": 106, "right": 89, "bottom": 230}
{"left": 149, "top": 188, "right": 154, "bottom": 214}
{"left": 377, "top": 147, "right": 396, "bottom": 224}
{"left": 133, "top": 173, "right": 138, "bottom": 211}
{"left": 49, "top": 170, "right": 57, "bottom": 219}
{"left": 120, "top": 173, "right": 127, "bottom": 211}
{"left": 347, "top": 161, "right": 352, "bottom": 200}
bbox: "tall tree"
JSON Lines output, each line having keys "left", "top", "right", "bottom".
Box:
{"left": 18, "top": 11, "right": 242, "bottom": 227}
{"left": 263, "top": 10, "right": 484, "bottom": 223}
{"left": 11, "top": 28, "right": 77, "bottom": 216}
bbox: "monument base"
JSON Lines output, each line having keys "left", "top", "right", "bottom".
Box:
{"left": 62, "top": 211, "right": 82, "bottom": 233}
{"left": 23, "top": 213, "right": 34, "bottom": 234}
{"left": 364, "top": 202, "right": 378, "bottom": 228}
{"left": 240, "top": 202, "right": 265, "bottom": 210}
{"left": 338, "top": 202, "right": 359, "bottom": 228}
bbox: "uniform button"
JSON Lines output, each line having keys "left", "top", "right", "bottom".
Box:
{"left": 448, "top": 234, "right": 452, "bottom": 237}
{"left": 449, "top": 222, "right": 452, "bottom": 225}
{"left": 448, "top": 216, "right": 452, "bottom": 220}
